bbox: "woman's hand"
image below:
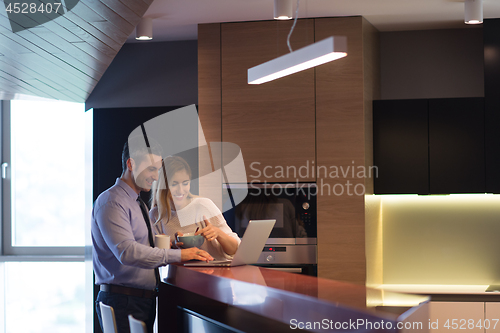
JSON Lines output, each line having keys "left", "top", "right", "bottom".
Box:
{"left": 173, "top": 232, "right": 184, "bottom": 248}
{"left": 180, "top": 247, "right": 213, "bottom": 262}
{"left": 196, "top": 216, "right": 222, "bottom": 242}
{"left": 196, "top": 215, "right": 239, "bottom": 256}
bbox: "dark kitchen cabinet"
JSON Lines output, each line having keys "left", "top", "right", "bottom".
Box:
{"left": 428, "top": 98, "right": 485, "bottom": 194}
{"left": 93, "top": 106, "right": 199, "bottom": 201}
{"left": 373, "top": 97, "right": 485, "bottom": 194}
{"left": 484, "top": 19, "right": 500, "bottom": 193}
{"left": 373, "top": 99, "right": 429, "bottom": 194}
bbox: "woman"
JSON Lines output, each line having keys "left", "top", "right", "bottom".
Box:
{"left": 150, "top": 156, "right": 240, "bottom": 260}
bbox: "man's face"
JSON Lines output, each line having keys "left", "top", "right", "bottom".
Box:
{"left": 131, "top": 154, "right": 162, "bottom": 192}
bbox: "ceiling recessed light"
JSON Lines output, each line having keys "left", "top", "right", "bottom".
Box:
{"left": 274, "top": 0, "right": 293, "bottom": 20}
{"left": 465, "top": 0, "right": 483, "bottom": 24}
{"left": 136, "top": 18, "right": 153, "bottom": 40}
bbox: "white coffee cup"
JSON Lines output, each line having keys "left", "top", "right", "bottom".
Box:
{"left": 155, "top": 234, "right": 171, "bottom": 249}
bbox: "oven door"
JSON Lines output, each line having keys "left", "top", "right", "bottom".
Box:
{"left": 223, "top": 183, "right": 317, "bottom": 245}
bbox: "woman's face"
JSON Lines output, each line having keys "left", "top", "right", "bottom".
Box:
{"left": 168, "top": 169, "right": 191, "bottom": 209}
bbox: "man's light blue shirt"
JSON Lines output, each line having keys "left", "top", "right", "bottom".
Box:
{"left": 92, "top": 178, "right": 181, "bottom": 290}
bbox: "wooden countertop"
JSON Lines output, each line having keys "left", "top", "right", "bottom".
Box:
{"left": 376, "top": 284, "right": 500, "bottom": 302}
{"left": 159, "top": 264, "right": 429, "bottom": 332}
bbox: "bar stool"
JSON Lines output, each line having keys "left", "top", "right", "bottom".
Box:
{"left": 128, "top": 315, "right": 147, "bottom": 333}
{"left": 99, "top": 302, "right": 118, "bottom": 333}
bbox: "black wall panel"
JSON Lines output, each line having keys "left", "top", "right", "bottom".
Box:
{"left": 374, "top": 98, "right": 485, "bottom": 194}
{"left": 428, "top": 98, "right": 485, "bottom": 194}
{"left": 373, "top": 99, "right": 429, "bottom": 194}
{"left": 484, "top": 19, "right": 500, "bottom": 193}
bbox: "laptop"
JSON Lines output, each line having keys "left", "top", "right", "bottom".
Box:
{"left": 183, "top": 219, "right": 276, "bottom": 267}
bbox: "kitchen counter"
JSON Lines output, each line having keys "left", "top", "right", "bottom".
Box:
{"left": 158, "top": 264, "right": 429, "bottom": 332}
{"left": 375, "top": 284, "right": 500, "bottom": 302}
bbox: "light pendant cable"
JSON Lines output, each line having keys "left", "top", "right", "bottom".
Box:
{"left": 248, "top": 0, "right": 347, "bottom": 84}
{"left": 286, "top": 0, "right": 300, "bottom": 52}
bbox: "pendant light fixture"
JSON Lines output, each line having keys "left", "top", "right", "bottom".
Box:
{"left": 248, "top": 36, "right": 347, "bottom": 84}
{"left": 248, "top": 0, "right": 347, "bottom": 84}
{"left": 274, "top": 0, "right": 293, "bottom": 20}
{"left": 136, "top": 18, "right": 153, "bottom": 40}
{"left": 464, "top": 0, "right": 483, "bottom": 25}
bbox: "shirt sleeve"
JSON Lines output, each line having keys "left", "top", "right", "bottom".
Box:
{"left": 200, "top": 199, "right": 241, "bottom": 259}
{"left": 95, "top": 201, "right": 181, "bottom": 268}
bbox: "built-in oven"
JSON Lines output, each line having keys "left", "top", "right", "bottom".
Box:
{"left": 222, "top": 183, "right": 317, "bottom": 276}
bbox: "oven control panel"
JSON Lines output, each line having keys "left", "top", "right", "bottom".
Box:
{"left": 263, "top": 246, "right": 286, "bottom": 262}
{"left": 258, "top": 245, "right": 317, "bottom": 264}
{"left": 263, "top": 246, "right": 286, "bottom": 252}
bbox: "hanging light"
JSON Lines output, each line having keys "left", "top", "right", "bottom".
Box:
{"left": 465, "top": 0, "right": 483, "bottom": 25}
{"left": 248, "top": 36, "right": 347, "bottom": 84}
{"left": 274, "top": 0, "right": 293, "bottom": 20}
{"left": 248, "top": 0, "right": 347, "bottom": 85}
{"left": 136, "top": 18, "right": 153, "bottom": 40}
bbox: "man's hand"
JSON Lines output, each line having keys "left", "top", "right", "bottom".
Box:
{"left": 180, "top": 247, "right": 213, "bottom": 262}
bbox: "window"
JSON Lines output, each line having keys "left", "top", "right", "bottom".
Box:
{"left": 1, "top": 261, "right": 86, "bottom": 333}
{"left": 0, "top": 99, "right": 91, "bottom": 333}
{"left": 2, "top": 100, "right": 89, "bottom": 255}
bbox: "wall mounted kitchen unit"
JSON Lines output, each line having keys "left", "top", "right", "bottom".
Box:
{"left": 373, "top": 97, "right": 485, "bottom": 194}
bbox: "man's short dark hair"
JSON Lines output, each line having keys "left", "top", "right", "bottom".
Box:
{"left": 122, "top": 136, "right": 163, "bottom": 174}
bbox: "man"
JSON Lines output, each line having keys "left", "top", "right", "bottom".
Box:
{"left": 92, "top": 137, "right": 213, "bottom": 333}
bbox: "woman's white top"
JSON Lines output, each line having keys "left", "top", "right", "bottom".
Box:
{"left": 149, "top": 197, "right": 241, "bottom": 260}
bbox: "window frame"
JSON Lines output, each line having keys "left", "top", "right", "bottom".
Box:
{"left": 1, "top": 100, "right": 85, "bottom": 258}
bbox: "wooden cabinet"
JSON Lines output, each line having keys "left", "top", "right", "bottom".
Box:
{"left": 429, "top": 302, "right": 485, "bottom": 333}
{"left": 221, "top": 20, "right": 316, "bottom": 182}
{"left": 429, "top": 301, "right": 500, "bottom": 333}
{"left": 485, "top": 302, "right": 500, "bottom": 333}
{"left": 315, "top": 16, "right": 378, "bottom": 285}
{"left": 198, "top": 24, "right": 223, "bottom": 207}
{"left": 199, "top": 17, "right": 379, "bottom": 284}
{"left": 373, "top": 98, "right": 485, "bottom": 194}
{"left": 373, "top": 99, "right": 429, "bottom": 194}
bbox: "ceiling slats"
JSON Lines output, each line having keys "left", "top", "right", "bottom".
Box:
{"left": 76, "top": 1, "right": 133, "bottom": 36}
{"left": 0, "top": 40, "right": 94, "bottom": 92}
{"left": 59, "top": 11, "right": 124, "bottom": 51}
{"left": 0, "top": 0, "right": 150, "bottom": 102}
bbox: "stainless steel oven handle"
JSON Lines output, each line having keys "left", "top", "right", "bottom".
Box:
{"left": 264, "top": 267, "right": 303, "bottom": 273}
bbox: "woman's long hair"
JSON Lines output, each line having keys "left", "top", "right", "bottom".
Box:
{"left": 152, "top": 156, "right": 193, "bottom": 223}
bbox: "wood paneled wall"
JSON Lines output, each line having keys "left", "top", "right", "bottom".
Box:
{"left": 198, "top": 23, "right": 222, "bottom": 146}
{"left": 198, "top": 23, "right": 223, "bottom": 208}
{"left": 363, "top": 19, "right": 380, "bottom": 195}
{"left": 198, "top": 17, "right": 380, "bottom": 284}
{"left": 316, "top": 17, "right": 379, "bottom": 284}
{"left": 363, "top": 19, "right": 382, "bottom": 285}
{"left": 221, "top": 20, "right": 316, "bottom": 183}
